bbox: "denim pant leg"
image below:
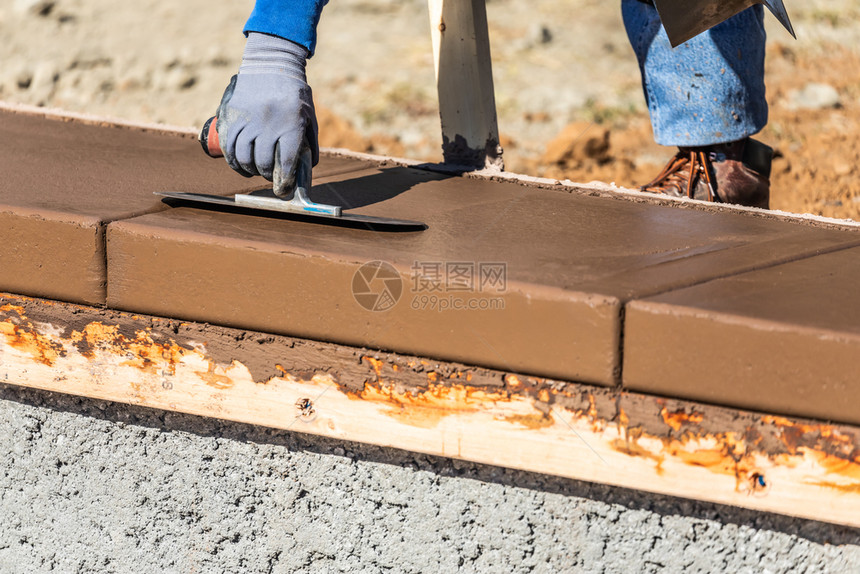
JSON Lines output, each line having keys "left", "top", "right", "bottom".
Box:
{"left": 621, "top": 0, "right": 768, "bottom": 147}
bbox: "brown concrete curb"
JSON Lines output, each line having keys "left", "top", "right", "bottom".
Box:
{"left": 1, "top": 105, "right": 859, "bottom": 423}
{"left": 0, "top": 108, "right": 253, "bottom": 304}
{"left": 624, "top": 246, "right": 860, "bottom": 426}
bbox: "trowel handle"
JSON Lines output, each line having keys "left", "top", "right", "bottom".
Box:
{"left": 198, "top": 117, "right": 311, "bottom": 186}
{"left": 199, "top": 116, "right": 222, "bottom": 158}
{"left": 294, "top": 143, "right": 313, "bottom": 192}
{"left": 199, "top": 116, "right": 313, "bottom": 195}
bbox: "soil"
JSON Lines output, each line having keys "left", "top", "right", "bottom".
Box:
{"left": 2, "top": 0, "right": 859, "bottom": 220}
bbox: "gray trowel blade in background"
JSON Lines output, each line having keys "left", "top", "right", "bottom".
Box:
{"left": 654, "top": 0, "right": 795, "bottom": 47}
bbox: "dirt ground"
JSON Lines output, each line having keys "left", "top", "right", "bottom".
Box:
{"left": 2, "top": 0, "right": 859, "bottom": 220}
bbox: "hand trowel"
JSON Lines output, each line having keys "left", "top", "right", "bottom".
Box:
{"left": 653, "top": 0, "right": 795, "bottom": 47}
{"left": 156, "top": 117, "right": 426, "bottom": 230}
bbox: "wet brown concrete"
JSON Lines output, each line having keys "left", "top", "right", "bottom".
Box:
{"left": 0, "top": 110, "right": 370, "bottom": 304}
{"left": 106, "top": 162, "right": 860, "bottom": 385}
{"left": 5, "top": 110, "right": 860, "bottom": 400}
{"left": 624, "top": 246, "right": 860, "bottom": 425}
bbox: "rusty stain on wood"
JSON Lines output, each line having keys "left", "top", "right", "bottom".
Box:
{"left": 334, "top": 355, "right": 860, "bottom": 498}
{"left": 660, "top": 405, "right": 705, "bottom": 431}
{"left": 1, "top": 301, "right": 232, "bottom": 392}
{"left": 195, "top": 362, "right": 234, "bottom": 389}
{"left": 0, "top": 303, "right": 65, "bottom": 366}
{"left": 72, "top": 322, "right": 186, "bottom": 375}
{"left": 347, "top": 372, "right": 553, "bottom": 430}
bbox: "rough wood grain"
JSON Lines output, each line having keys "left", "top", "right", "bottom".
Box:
{"left": 428, "top": 0, "right": 503, "bottom": 169}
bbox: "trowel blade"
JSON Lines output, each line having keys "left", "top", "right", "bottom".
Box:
{"left": 763, "top": 0, "right": 796, "bottom": 39}
{"left": 654, "top": 0, "right": 795, "bottom": 47}
{"left": 156, "top": 192, "right": 427, "bottom": 231}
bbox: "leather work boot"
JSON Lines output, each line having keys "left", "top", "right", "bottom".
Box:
{"left": 640, "top": 138, "right": 773, "bottom": 209}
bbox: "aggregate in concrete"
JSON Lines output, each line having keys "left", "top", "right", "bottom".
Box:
{"left": 1, "top": 383, "right": 858, "bottom": 574}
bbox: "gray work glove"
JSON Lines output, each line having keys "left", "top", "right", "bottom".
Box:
{"left": 216, "top": 32, "right": 318, "bottom": 197}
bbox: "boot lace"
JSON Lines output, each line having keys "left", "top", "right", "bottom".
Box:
{"left": 640, "top": 150, "right": 717, "bottom": 202}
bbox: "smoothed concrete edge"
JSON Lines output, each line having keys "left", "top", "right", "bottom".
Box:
{"left": 0, "top": 100, "right": 197, "bottom": 138}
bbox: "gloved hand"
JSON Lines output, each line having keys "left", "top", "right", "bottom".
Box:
{"left": 215, "top": 32, "right": 318, "bottom": 197}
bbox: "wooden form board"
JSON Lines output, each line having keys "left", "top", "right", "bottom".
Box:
{"left": 2, "top": 293, "right": 860, "bottom": 528}
{"left": 428, "top": 0, "right": 503, "bottom": 169}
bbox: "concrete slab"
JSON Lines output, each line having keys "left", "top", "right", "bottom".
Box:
{"left": 624, "top": 246, "right": 860, "bottom": 425}
{"left": 107, "top": 165, "right": 860, "bottom": 385}
{"left": 0, "top": 110, "right": 371, "bottom": 304}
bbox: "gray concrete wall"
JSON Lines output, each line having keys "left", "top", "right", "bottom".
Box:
{"left": 1, "top": 382, "right": 858, "bottom": 574}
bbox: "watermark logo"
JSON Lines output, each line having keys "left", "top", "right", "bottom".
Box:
{"left": 351, "top": 260, "right": 403, "bottom": 312}
{"left": 411, "top": 261, "right": 507, "bottom": 293}
{"left": 353, "top": 260, "right": 507, "bottom": 312}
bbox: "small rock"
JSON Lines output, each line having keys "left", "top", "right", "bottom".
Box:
{"left": 528, "top": 23, "right": 553, "bottom": 45}
{"left": 203, "top": 46, "right": 233, "bottom": 68}
{"left": 153, "top": 67, "right": 197, "bottom": 92}
{"left": 31, "top": 62, "right": 59, "bottom": 89}
{"left": 524, "top": 111, "right": 550, "bottom": 123}
{"left": 16, "top": 69, "right": 33, "bottom": 90}
{"left": 784, "top": 82, "right": 841, "bottom": 111}
{"left": 833, "top": 162, "right": 852, "bottom": 176}
{"left": 818, "top": 199, "right": 843, "bottom": 207}
{"left": 13, "top": 0, "right": 55, "bottom": 16}
{"left": 515, "top": 23, "right": 553, "bottom": 50}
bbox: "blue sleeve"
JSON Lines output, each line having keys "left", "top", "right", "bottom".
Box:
{"left": 244, "top": 0, "right": 329, "bottom": 57}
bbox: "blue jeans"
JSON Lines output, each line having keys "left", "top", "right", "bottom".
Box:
{"left": 622, "top": 0, "right": 767, "bottom": 147}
